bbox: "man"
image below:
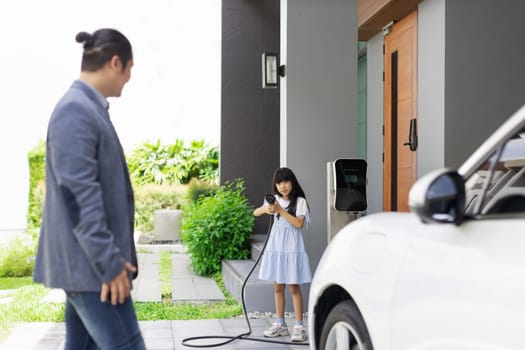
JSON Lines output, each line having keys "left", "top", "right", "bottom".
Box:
{"left": 33, "top": 28, "right": 146, "bottom": 350}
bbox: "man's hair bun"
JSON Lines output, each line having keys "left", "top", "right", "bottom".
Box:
{"left": 75, "top": 31, "right": 93, "bottom": 49}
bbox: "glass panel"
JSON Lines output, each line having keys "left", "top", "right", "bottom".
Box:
{"left": 465, "top": 128, "right": 525, "bottom": 215}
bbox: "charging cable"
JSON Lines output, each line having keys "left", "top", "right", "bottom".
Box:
{"left": 181, "top": 210, "right": 310, "bottom": 348}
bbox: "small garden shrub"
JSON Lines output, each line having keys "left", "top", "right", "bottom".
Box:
{"left": 27, "top": 140, "right": 46, "bottom": 229}
{"left": 187, "top": 178, "right": 218, "bottom": 204}
{"left": 0, "top": 234, "right": 37, "bottom": 277}
{"left": 134, "top": 184, "right": 188, "bottom": 234}
{"left": 181, "top": 179, "right": 254, "bottom": 276}
{"left": 127, "top": 139, "right": 219, "bottom": 186}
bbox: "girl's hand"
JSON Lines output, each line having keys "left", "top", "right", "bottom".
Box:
{"left": 266, "top": 204, "right": 276, "bottom": 215}
{"left": 254, "top": 203, "right": 276, "bottom": 217}
{"left": 273, "top": 201, "right": 284, "bottom": 214}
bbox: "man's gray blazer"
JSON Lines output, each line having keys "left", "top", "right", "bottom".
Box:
{"left": 33, "top": 80, "right": 138, "bottom": 292}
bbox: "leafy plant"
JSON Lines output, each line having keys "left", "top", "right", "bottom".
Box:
{"left": 186, "top": 178, "right": 218, "bottom": 204}
{"left": 127, "top": 140, "right": 183, "bottom": 185}
{"left": 181, "top": 179, "right": 254, "bottom": 276}
{"left": 184, "top": 140, "right": 219, "bottom": 183}
{"left": 127, "top": 139, "right": 219, "bottom": 186}
{"left": 0, "top": 234, "right": 37, "bottom": 278}
{"left": 27, "top": 140, "right": 46, "bottom": 229}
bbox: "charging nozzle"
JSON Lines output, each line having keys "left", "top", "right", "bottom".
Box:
{"left": 265, "top": 194, "right": 276, "bottom": 204}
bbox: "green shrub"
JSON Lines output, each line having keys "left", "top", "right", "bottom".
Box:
{"left": 0, "top": 234, "right": 37, "bottom": 277}
{"left": 187, "top": 178, "right": 218, "bottom": 204}
{"left": 181, "top": 179, "right": 254, "bottom": 276}
{"left": 27, "top": 140, "right": 46, "bottom": 229}
{"left": 127, "top": 139, "right": 219, "bottom": 186}
{"left": 134, "top": 184, "right": 188, "bottom": 234}
{"left": 186, "top": 140, "right": 219, "bottom": 184}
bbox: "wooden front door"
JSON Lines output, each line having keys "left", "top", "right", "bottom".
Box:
{"left": 384, "top": 11, "right": 418, "bottom": 212}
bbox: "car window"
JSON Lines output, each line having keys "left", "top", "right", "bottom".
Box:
{"left": 465, "top": 130, "right": 525, "bottom": 215}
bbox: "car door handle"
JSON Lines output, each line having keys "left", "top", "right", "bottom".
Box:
{"left": 403, "top": 118, "right": 418, "bottom": 151}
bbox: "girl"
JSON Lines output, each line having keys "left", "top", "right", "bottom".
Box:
{"left": 254, "top": 167, "right": 312, "bottom": 342}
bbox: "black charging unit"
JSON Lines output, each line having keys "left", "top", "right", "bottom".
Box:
{"left": 333, "top": 158, "right": 367, "bottom": 212}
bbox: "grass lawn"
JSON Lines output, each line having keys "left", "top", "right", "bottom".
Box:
{"left": 0, "top": 277, "right": 64, "bottom": 340}
{"left": 0, "top": 252, "right": 242, "bottom": 342}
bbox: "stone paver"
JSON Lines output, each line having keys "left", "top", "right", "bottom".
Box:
{"left": 0, "top": 322, "right": 65, "bottom": 350}
{"left": 132, "top": 253, "right": 161, "bottom": 302}
{"left": 37, "top": 248, "right": 225, "bottom": 304}
{"left": 171, "top": 253, "right": 225, "bottom": 304}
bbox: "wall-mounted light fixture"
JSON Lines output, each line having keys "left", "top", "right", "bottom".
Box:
{"left": 262, "top": 52, "right": 285, "bottom": 89}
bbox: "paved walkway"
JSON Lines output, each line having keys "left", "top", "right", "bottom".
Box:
{"left": 0, "top": 244, "right": 309, "bottom": 349}
{"left": 35, "top": 245, "right": 226, "bottom": 305}
{"left": 1, "top": 318, "right": 309, "bottom": 350}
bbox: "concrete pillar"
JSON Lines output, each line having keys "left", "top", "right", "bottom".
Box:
{"left": 153, "top": 209, "right": 183, "bottom": 242}
{"left": 281, "top": 0, "right": 358, "bottom": 269}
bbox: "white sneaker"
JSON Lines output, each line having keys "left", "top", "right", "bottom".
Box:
{"left": 263, "top": 322, "right": 289, "bottom": 337}
{"left": 291, "top": 324, "right": 307, "bottom": 342}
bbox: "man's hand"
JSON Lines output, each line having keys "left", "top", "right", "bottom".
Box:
{"left": 100, "top": 261, "right": 137, "bottom": 305}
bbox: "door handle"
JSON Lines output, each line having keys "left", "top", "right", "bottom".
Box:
{"left": 403, "top": 118, "right": 418, "bottom": 151}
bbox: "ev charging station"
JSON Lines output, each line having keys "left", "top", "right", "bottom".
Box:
{"left": 327, "top": 159, "right": 367, "bottom": 242}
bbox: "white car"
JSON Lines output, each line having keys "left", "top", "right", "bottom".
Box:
{"left": 308, "top": 105, "right": 525, "bottom": 350}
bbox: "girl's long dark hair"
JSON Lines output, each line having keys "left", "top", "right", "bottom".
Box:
{"left": 272, "top": 167, "right": 307, "bottom": 217}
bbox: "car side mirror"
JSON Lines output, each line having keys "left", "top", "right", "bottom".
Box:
{"left": 408, "top": 169, "right": 465, "bottom": 225}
